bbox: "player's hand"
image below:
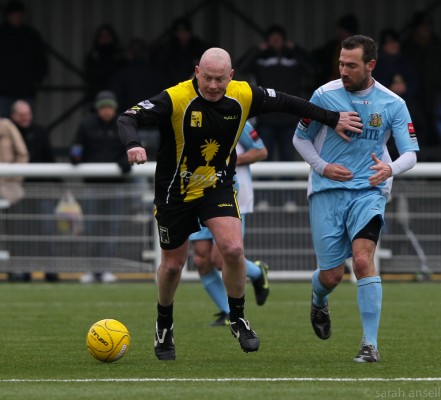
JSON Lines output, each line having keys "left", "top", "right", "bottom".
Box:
{"left": 335, "top": 112, "right": 363, "bottom": 141}
{"left": 323, "top": 163, "right": 353, "bottom": 181}
{"left": 127, "top": 147, "right": 147, "bottom": 165}
{"left": 369, "top": 153, "right": 392, "bottom": 186}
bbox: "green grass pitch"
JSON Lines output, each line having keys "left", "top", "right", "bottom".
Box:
{"left": 0, "top": 281, "right": 439, "bottom": 399}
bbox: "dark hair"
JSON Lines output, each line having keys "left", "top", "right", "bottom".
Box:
{"left": 172, "top": 17, "right": 192, "bottom": 33}
{"left": 379, "top": 29, "right": 400, "bottom": 46}
{"left": 3, "top": 0, "right": 25, "bottom": 16}
{"left": 128, "top": 38, "right": 148, "bottom": 60}
{"left": 265, "top": 24, "right": 287, "bottom": 40}
{"left": 341, "top": 35, "right": 378, "bottom": 63}
{"left": 337, "top": 14, "right": 359, "bottom": 34}
{"left": 93, "top": 24, "right": 120, "bottom": 47}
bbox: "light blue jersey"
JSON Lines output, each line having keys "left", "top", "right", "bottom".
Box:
{"left": 236, "top": 121, "right": 264, "bottom": 213}
{"left": 238, "top": 121, "right": 265, "bottom": 151}
{"left": 295, "top": 79, "right": 419, "bottom": 199}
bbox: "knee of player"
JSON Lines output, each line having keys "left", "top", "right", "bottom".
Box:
{"left": 320, "top": 267, "right": 344, "bottom": 288}
{"left": 220, "top": 243, "right": 244, "bottom": 263}
{"left": 194, "top": 254, "right": 213, "bottom": 275}
{"left": 352, "top": 253, "right": 374, "bottom": 275}
{"left": 160, "top": 261, "right": 185, "bottom": 276}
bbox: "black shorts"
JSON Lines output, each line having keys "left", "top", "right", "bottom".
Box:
{"left": 154, "top": 186, "right": 240, "bottom": 250}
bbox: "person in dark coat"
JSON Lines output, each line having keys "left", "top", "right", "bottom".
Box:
{"left": 84, "top": 24, "right": 126, "bottom": 98}
{"left": 70, "top": 91, "right": 130, "bottom": 284}
{"left": 0, "top": 0, "right": 48, "bottom": 117}
{"left": 152, "top": 17, "right": 210, "bottom": 86}
{"left": 111, "top": 38, "right": 168, "bottom": 113}
{"left": 236, "top": 24, "right": 314, "bottom": 161}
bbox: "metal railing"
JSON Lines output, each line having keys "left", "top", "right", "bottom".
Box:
{"left": 0, "top": 162, "right": 439, "bottom": 280}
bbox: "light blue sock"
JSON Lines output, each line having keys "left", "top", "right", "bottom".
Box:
{"left": 357, "top": 276, "right": 382, "bottom": 349}
{"left": 312, "top": 269, "right": 334, "bottom": 308}
{"left": 245, "top": 258, "right": 262, "bottom": 281}
{"left": 200, "top": 269, "right": 230, "bottom": 314}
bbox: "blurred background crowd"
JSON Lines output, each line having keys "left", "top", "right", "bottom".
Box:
{"left": 1, "top": 0, "right": 441, "bottom": 164}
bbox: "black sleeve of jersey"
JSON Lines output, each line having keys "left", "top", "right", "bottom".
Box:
{"left": 118, "top": 91, "right": 172, "bottom": 150}
{"left": 249, "top": 85, "right": 340, "bottom": 129}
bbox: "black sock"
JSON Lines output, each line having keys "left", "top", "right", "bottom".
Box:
{"left": 157, "top": 302, "right": 173, "bottom": 330}
{"left": 228, "top": 295, "right": 245, "bottom": 323}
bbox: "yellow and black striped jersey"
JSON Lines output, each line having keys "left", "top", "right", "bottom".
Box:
{"left": 118, "top": 78, "right": 339, "bottom": 205}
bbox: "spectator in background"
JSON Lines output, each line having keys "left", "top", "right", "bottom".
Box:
{"left": 312, "top": 14, "right": 359, "bottom": 87}
{"left": 402, "top": 12, "right": 441, "bottom": 147}
{"left": 0, "top": 117, "right": 29, "bottom": 281}
{"left": 373, "top": 29, "right": 428, "bottom": 151}
{"left": 152, "top": 17, "right": 209, "bottom": 86}
{"left": 111, "top": 38, "right": 168, "bottom": 113}
{"left": 70, "top": 91, "right": 131, "bottom": 284}
{"left": 236, "top": 24, "right": 314, "bottom": 162}
{"left": 84, "top": 24, "right": 126, "bottom": 98}
{"left": 111, "top": 38, "right": 168, "bottom": 161}
{"left": 10, "top": 100, "right": 58, "bottom": 282}
{"left": 0, "top": 0, "right": 48, "bottom": 117}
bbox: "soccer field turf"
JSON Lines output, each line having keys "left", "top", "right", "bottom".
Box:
{"left": 0, "top": 281, "right": 439, "bottom": 399}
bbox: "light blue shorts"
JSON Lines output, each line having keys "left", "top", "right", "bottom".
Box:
{"left": 188, "top": 215, "right": 247, "bottom": 241}
{"left": 309, "top": 189, "right": 386, "bottom": 270}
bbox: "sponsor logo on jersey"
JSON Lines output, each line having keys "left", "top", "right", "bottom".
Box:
{"left": 158, "top": 226, "right": 170, "bottom": 244}
{"left": 124, "top": 109, "right": 137, "bottom": 115}
{"left": 368, "top": 113, "right": 382, "bottom": 127}
{"left": 352, "top": 100, "right": 371, "bottom": 105}
{"left": 224, "top": 115, "right": 238, "bottom": 120}
{"left": 250, "top": 129, "right": 260, "bottom": 141}
{"left": 266, "top": 88, "right": 276, "bottom": 97}
{"left": 138, "top": 100, "right": 155, "bottom": 110}
{"left": 408, "top": 122, "right": 418, "bottom": 142}
{"left": 218, "top": 203, "right": 233, "bottom": 207}
{"left": 191, "top": 111, "right": 202, "bottom": 127}
{"left": 298, "top": 117, "right": 311, "bottom": 132}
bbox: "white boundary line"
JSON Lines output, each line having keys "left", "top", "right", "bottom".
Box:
{"left": 1, "top": 378, "right": 441, "bottom": 383}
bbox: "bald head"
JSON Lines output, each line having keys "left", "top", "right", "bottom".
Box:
{"left": 11, "top": 100, "right": 33, "bottom": 129}
{"left": 199, "top": 47, "right": 232, "bottom": 71}
{"left": 195, "top": 48, "right": 234, "bottom": 102}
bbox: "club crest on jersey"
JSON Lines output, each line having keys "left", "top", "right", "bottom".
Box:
{"left": 369, "top": 113, "right": 382, "bottom": 128}
{"left": 191, "top": 111, "right": 202, "bottom": 127}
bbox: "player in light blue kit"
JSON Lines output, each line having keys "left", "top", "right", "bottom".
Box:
{"left": 190, "top": 120, "right": 269, "bottom": 326}
{"left": 293, "top": 35, "right": 419, "bottom": 362}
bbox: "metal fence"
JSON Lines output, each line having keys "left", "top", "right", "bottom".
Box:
{"left": 0, "top": 163, "right": 439, "bottom": 279}
{"left": 0, "top": 180, "right": 157, "bottom": 274}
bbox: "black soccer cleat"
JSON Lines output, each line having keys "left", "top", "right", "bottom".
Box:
{"left": 353, "top": 344, "right": 380, "bottom": 363}
{"left": 154, "top": 323, "right": 176, "bottom": 360}
{"left": 210, "top": 311, "right": 230, "bottom": 327}
{"left": 252, "top": 260, "right": 270, "bottom": 306}
{"left": 310, "top": 297, "right": 332, "bottom": 340}
{"left": 230, "top": 318, "right": 260, "bottom": 353}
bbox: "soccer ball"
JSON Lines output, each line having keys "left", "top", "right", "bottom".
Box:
{"left": 86, "top": 319, "right": 130, "bottom": 362}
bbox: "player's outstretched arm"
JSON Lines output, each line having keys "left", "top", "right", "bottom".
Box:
{"left": 334, "top": 112, "right": 363, "bottom": 141}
